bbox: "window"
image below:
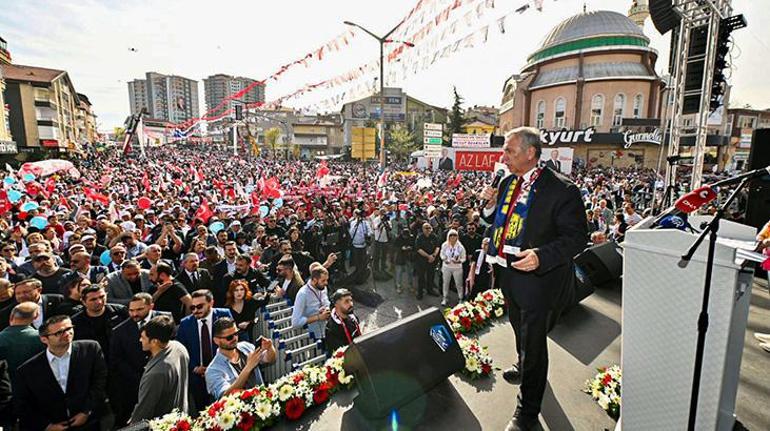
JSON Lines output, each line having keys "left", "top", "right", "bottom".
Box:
{"left": 554, "top": 98, "right": 566, "bottom": 128}
{"left": 739, "top": 116, "right": 757, "bottom": 129}
{"left": 633, "top": 94, "right": 644, "bottom": 118}
{"left": 613, "top": 94, "right": 625, "bottom": 126}
{"left": 591, "top": 95, "right": 604, "bottom": 127}
{"left": 536, "top": 101, "right": 545, "bottom": 128}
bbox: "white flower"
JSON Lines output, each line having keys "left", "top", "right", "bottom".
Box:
{"left": 465, "top": 356, "right": 479, "bottom": 373}
{"left": 255, "top": 401, "right": 272, "bottom": 420}
{"left": 217, "top": 411, "right": 236, "bottom": 430}
{"left": 278, "top": 384, "right": 294, "bottom": 402}
{"left": 338, "top": 369, "right": 353, "bottom": 385}
{"left": 495, "top": 308, "right": 504, "bottom": 317}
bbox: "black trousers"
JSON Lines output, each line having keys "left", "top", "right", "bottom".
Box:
{"left": 497, "top": 267, "right": 558, "bottom": 419}
{"left": 416, "top": 263, "right": 435, "bottom": 295}
{"left": 350, "top": 246, "right": 368, "bottom": 282}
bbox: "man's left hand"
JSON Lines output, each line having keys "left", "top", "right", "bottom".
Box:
{"left": 511, "top": 249, "right": 539, "bottom": 272}
{"left": 69, "top": 412, "right": 89, "bottom": 427}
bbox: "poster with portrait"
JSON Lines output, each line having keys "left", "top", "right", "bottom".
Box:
{"left": 538, "top": 147, "right": 574, "bottom": 175}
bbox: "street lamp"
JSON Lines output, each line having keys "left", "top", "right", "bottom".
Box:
{"left": 344, "top": 20, "right": 413, "bottom": 169}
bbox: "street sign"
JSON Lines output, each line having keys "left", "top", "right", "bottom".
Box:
{"left": 352, "top": 127, "right": 377, "bottom": 160}
{"left": 424, "top": 122, "right": 443, "bottom": 131}
{"left": 423, "top": 144, "right": 443, "bottom": 157}
{"left": 423, "top": 137, "right": 442, "bottom": 145}
{"left": 424, "top": 129, "right": 443, "bottom": 138}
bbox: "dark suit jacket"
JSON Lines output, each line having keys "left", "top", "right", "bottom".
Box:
{"left": 108, "top": 310, "right": 169, "bottom": 426}
{"left": 175, "top": 308, "right": 233, "bottom": 371}
{"left": 72, "top": 304, "right": 129, "bottom": 361}
{"left": 82, "top": 266, "right": 110, "bottom": 284}
{"left": 0, "top": 294, "right": 65, "bottom": 331}
{"left": 220, "top": 269, "right": 270, "bottom": 307}
{"left": 483, "top": 168, "right": 587, "bottom": 310}
{"left": 14, "top": 340, "right": 107, "bottom": 431}
{"left": 176, "top": 268, "right": 214, "bottom": 295}
{"left": 545, "top": 159, "right": 562, "bottom": 172}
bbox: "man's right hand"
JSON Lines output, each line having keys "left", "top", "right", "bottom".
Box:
{"left": 45, "top": 422, "right": 69, "bottom": 431}
{"left": 480, "top": 186, "right": 498, "bottom": 209}
{"left": 319, "top": 309, "right": 331, "bottom": 321}
{"left": 246, "top": 349, "right": 262, "bottom": 369}
{"left": 194, "top": 366, "right": 207, "bottom": 375}
{"left": 156, "top": 280, "right": 173, "bottom": 294}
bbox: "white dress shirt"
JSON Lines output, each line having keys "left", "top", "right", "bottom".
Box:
{"left": 46, "top": 346, "right": 72, "bottom": 393}
{"left": 34, "top": 297, "right": 44, "bottom": 329}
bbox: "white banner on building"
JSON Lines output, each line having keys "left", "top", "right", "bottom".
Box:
{"left": 452, "top": 133, "right": 490, "bottom": 148}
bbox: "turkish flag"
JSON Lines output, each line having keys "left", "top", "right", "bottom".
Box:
{"left": 261, "top": 177, "right": 282, "bottom": 200}
{"left": 316, "top": 161, "right": 330, "bottom": 178}
{"left": 142, "top": 172, "right": 151, "bottom": 192}
{"left": 194, "top": 199, "right": 214, "bottom": 223}
{"left": 0, "top": 191, "right": 11, "bottom": 214}
{"left": 83, "top": 187, "right": 110, "bottom": 205}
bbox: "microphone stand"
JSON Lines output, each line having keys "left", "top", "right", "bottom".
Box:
{"left": 677, "top": 176, "right": 750, "bottom": 431}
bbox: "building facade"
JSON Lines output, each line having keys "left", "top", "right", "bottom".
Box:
{"left": 725, "top": 107, "right": 770, "bottom": 171}
{"left": 0, "top": 36, "right": 15, "bottom": 155}
{"left": 203, "top": 74, "right": 265, "bottom": 114}
{"left": 293, "top": 114, "right": 344, "bottom": 159}
{"left": 76, "top": 93, "right": 97, "bottom": 144}
{"left": 499, "top": 9, "right": 668, "bottom": 169}
{"left": 128, "top": 72, "right": 199, "bottom": 123}
{"left": 3, "top": 64, "right": 80, "bottom": 153}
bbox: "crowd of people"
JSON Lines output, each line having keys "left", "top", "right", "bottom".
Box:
{"left": 0, "top": 142, "right": 675, "bottom": 429}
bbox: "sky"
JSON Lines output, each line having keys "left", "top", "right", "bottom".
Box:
{"left": 2, "top": 0, "right": 769, "bottom": 130}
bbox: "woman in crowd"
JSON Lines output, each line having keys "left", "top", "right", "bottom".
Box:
{"left": 225, "top": 279, "right": 260, "bottom": 342}
{"left": 439, "top": 229, "right": 466, "bottom": 306}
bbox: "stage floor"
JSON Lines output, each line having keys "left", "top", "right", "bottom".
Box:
{"left": 272, "top": 276, "right": 770, "bottom": 430}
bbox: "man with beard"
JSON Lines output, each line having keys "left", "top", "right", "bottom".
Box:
{"left": 291, "top": 266, "right": 331, "bottom": 341}
{"left": 32, "top": 252, "right": 72, "bottom": 295}
{"left": 221, "top": 255, "right": 270, "bottom": 306}
{"left": 148, "top": 262, "right": 192, "bottom": 323}
{"left": 71, "top": 284, "right": 128, "bottom": 362}
{"left": 324, "top": 288, "right": 362, "bottom": 354}
{"left": 109, "top": 293, "right": 168, "bottom": 428}
{"left": 105, "top": 260, "right": 153, "bottom": 306}
{"left": 204, "top": 317, "right": 276, "bottom": 399}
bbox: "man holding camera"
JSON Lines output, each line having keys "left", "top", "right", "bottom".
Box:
{"left": 348, "top": 209, "right": 372, "bottom": 285}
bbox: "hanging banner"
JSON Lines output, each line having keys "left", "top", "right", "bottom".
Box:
{"left": 538, "top": 147, "right": 575, "bottom": 175}
{"left": 452, "top": 133, "right": 490, "bottom": 148}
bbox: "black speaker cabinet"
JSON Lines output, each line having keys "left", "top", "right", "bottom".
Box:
{"left": 746, "top": 129, "right": 770, "bottom": 229}
{"left": 342, "top": 307, "right": 464, "bottom": 418}
{"left": 574, "top": 241, "right": 623, "bottom": 287}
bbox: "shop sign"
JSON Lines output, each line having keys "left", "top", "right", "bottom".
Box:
{"left": 540, "top": 127, "right": 595, "bottom": 145}
{"left": 622, "top": 128, "right": 662, "bottom": 148}
{"left": 455, "top": 150, "right": 503, "bottom": 172}
{"left": 452, "top": 134, "right": 490, "bottom": 148}
{"left": 0, "top": 141, "right": 17, "bottom": 154}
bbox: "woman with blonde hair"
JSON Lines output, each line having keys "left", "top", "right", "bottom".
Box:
{"left": 439, "top": 229, "right": 466, "bottom": 306}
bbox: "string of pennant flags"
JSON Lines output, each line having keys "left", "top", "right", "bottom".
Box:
{"left": 165, "top": 0, "right": 555, "bottom": 133}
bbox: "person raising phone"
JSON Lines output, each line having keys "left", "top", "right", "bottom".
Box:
{"left": 204, "top": 317, "right": 276, "bottom": 399}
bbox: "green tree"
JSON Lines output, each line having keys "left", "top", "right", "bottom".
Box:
{"left": 388, "top": 124, "right": 417, "bottom": 161}
{"left": 449, "top": 86, "right": 465, "bottom": 135}
{"left": 264, "top": 127, "right": 281, "bottom": 159}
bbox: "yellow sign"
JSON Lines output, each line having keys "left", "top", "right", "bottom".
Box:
{"left": 351, "top": 127, "right": 376, "bottom": 160}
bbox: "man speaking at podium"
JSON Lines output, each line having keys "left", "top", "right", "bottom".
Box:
{"left": 480, "top": 127, "right": 587, "bottom": 431}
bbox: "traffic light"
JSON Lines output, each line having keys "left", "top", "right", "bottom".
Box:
{"left": 709, "top": 14, "right": 746, "bottom": 111}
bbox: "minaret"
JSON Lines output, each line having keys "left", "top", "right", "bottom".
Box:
{"left": 628, "top": 0, "right": 650, "bottom": 27}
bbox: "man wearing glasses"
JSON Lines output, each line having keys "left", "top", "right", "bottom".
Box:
{"left": 32, "top": 251, "right": 72, "bottom": 295}
{"left": 14, "top": 315, "right": 107, "bottom": 431}
{"left": 175, "top": 290, "right": 232, "bottom": 411}
{"left": 205, "top": 317, "right": 276, "bottom": 399}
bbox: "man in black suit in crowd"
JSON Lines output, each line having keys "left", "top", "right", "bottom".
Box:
{"left": 481, "top": 127, "right": 587, "bottom": 431}
{"left": 109, "top": 293, "right": 168, "bottom": 428}
{"left": 71, "top": 285, "right": 128, "bottom": 362}
{"left": 14, "top": 315, "right": 107, "bottom": 431}
{"left": 177, "top": 252, "right": 213, "bottom": 294}
{"left": 221, "top": 255, "right": 270, "bottom": 305}
{"left": 0, "top": 278, "right": 64, "bottom": 331}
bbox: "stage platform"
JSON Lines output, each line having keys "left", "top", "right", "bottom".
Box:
{"left": 272, "top": 276, "right": 770, "bottom": 430}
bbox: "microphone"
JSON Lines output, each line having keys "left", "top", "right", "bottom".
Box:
{"left": 479, "top": 169, "right": 506, "bottom": 210}
{"left": 710, "top": 165, "right": 770, "bottom": 188}
{"left": 674, "top": 186, "right": 718, "bottom": 213}
{"left": 657, "top": 214, "right": 687, "bottom": 230}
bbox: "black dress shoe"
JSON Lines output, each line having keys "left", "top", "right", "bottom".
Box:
{"left": 504, "top": 414, "right": 539, "bottom": 431}
{"left": 502, "top": 364, "right": 521, "bottom": 384}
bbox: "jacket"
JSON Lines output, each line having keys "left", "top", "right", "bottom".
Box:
{"left": 129, "top": 340, "right": 191, "bottom": 423}
{"left": 105, "top": 270, "right": 153, "bottom": 305}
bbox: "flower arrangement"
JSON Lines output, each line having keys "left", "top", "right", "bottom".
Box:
{"left": 150, "top": 290, "right": 509, "bottom": 430}
{"left": 456, "top": 333, "right": 493, "bottom": 379}
{"left": 583, "top": 365, "right": 622, "bottom": 421}
{"left": 444, "top": 288, "right": 506, "bottom": 334}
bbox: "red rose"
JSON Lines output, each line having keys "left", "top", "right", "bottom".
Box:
{"left": 481, "top": 364, "right": 492, "bottom": 374}
{"left": 285, "top": 397, "right": 306, "bottom": 421}
{"left": 453, "top": 309, "right": 462, "bottom": 316}
{"left": 238, "top": 413, "right": 255, "bottom": 431}
{"left": 484, "top": 293, "right": 493, "bottom": 301}
{"left": 313, "top": 388, "right": 330, "bottom": 404}
{"left": 176, "top": 420, "right": 191, "bottom": 431}
{"left": 460, "top": 317, "right": 471, "bottom": 329}
{"left": 474, "top": 315, "right": 484, "bottom": 324}
{"left": 293, "top": 373, "right": 305, "bottom": 384}
{"left": 334, "top": 349, "right": 346, "bottom": 358}
{"left": 601, "top": 374, "right": 613, "bottom": 386}
{"left": 265, "top": 390, "right": 274, "bottom": 399}
{"left": 326, "top": 369, "right": 339, "bottom": 387}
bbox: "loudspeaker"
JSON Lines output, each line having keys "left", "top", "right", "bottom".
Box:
{"left": 650, "top": 0, "right": 681, "bottom": 35}
{"left": 745, "top": 129, "right": 770, "bottom": 229}
{"left": 343, "top": 307, "right": 464, "bottom": 418}
{"left": 574, "top": 241, "right": 623, "bottom": 287}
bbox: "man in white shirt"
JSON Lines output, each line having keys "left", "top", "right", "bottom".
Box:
{"left": 624, "top": 203, "right": 643, "bottom": 227}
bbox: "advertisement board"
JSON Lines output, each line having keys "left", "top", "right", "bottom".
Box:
{"left": 538, "top": 147, "right": 574, "bottom": 175}
{"left": 452, "top": 133, "right": 490, "bottom": 148}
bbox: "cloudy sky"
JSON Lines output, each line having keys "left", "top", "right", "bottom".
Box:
{"left": 2, "top": 0, "right": 768, "bottom": 130}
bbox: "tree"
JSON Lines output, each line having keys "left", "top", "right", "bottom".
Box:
{"left": 388, "top": 124, "right": 417, "bottom": 161}
{"left": 449, "top": 86, "right": 465, "bottom": 135}
{"left": 264, "top": 127, "right": 281, "bottom": 159}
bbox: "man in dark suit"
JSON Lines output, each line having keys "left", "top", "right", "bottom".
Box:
{"left": 71, "top": 285, "right": 128, "bottom": 362}
{"left": 14, "top": 315, "right": 107, "bottom": 431}
{"left": 209, "top": 242, "right": 239, "bottom": 302}
{"left": 220, "top": 255, "right": 270, "bottom": 305}
{"left": 0, "top": 278, "right": 64, "bottom": 331}
{"left": 175, "top": 289, "right": 232, "bottom": 411}
{"left": 544, "top": 149, "right": 562, "bottom": 173}
{"left": 177, "top": 253, "right": 213, "bottom": 294}
{"left": 480, "top": 127, "right": 587, "bottom": 431}
{"left": 109, "top": 293, "right": 169, "bottom": 428}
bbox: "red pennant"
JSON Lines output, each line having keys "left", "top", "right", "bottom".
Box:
{"left": 194, "top": 199, "right": 214, "bottom": 223}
